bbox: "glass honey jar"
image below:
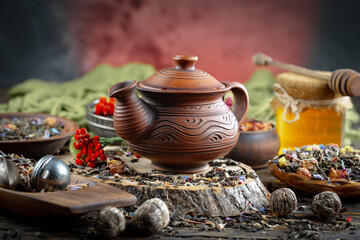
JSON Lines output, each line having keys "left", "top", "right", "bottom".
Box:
{"left": 271, "top": 72, "right": 353, "bottom": 151}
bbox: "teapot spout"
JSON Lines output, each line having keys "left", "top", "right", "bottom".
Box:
{"left": 109, "top": 80, "right": 154, "bottom": 142}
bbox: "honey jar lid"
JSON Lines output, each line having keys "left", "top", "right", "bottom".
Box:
{"left": 137, "top": 55, "right": 225, "bottom": 92}
{"left": 276, "top": 72, "right": 340, "bottom": 100}
{"left": 272, "top": 71, "right": 353, "bottom": 117}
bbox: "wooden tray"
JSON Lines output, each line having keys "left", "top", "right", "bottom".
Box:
{"left": 269, "top": 162, "right": 360, "bottom": 198}
{"left": 0, "top": 174, "right": 137, "bottom": 218}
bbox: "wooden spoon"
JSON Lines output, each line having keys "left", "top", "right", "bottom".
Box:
{"left": 253, "top": 52, "right": 360, "bottom": 97}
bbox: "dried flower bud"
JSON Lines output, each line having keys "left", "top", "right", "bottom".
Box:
{"left": 340, "top": 146, "right": 354, "bottom": 154}
{"left": 302, "top": 158, "right": 318, "bottom": 171}
{"left": 44, "top": 117, "right": 57, "bottom": 127}
{"left": 278, "top": 157, "right": 288, "bottom": 167}
{"left": 131, "top": 198, "right": 169, "bottom": 235}
{"left": 270, "top": 188, "right": 297, "bottom": 216}
{"left": 107, "top": 160, "right": 125, "bottom": 175}
{"left": 328, "top": 167, "right": 345, "bottom": 179}
{"left": 328, "top": 167, "right": 338, "bottom": 179}
{"left": 95, "top": 206, "right": 126, "bottom": 238}
{"left": 297, "top": 167, "right": 311, "bottom": 178}
{"left": 312, "top": 191, "right": 341, "bottom": 221}
{"left": 216, "top": 223, "right": 225, "bottom": 231}
{"left": 3, "top": 124, "right": 17, "bottom": 131}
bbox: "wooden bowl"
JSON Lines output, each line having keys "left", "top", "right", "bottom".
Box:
{"left": 269, "top": 162, "right": 360, "bottom": 198}
{"left": 226, "top": 127, "right": 280, "bottom": 169}
{"left": 0, "top": 113, "right": 78, "bottom": 159}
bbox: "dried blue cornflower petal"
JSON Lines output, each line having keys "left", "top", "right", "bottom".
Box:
{"left": 312, "top": 174, "right": 324, "bottom": 180}
{"left": 44, "top": 129, "right": 50, "bottom": 138}
{"left": 239, "top": 176, "right": 246, "bottom": 181}
{"left": 341, "top": 160, "right": 346, "bottom": 170}
{"left": 51, "top": 128, "right": 60, "bottom": 134}
{"left": 70, "top": 186, "right": 82, "bottom": 190}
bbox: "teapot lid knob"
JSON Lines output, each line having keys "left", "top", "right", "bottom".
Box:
{"left": 173, "top": 55, "right": 198, "bottom": 70}
{"left": 137, "top": 54, "right": 225, "bottom": 91}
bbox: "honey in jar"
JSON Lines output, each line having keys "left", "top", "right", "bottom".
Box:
{"left": 271, "top": 72, "right": 352, "bottom": 151}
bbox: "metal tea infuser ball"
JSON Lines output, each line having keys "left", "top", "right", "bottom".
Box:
{"left": 31, "top": 155, "right": 71, "bottom": 191}
{"left": 0, "top": 151, "right": 19, "bottom": 190}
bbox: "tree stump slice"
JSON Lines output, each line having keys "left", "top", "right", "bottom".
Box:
{"left": 106, "top": 150, "right": 271, "bottom": 217}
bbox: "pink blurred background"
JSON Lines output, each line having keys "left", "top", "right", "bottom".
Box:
{"left": 1, "top": 0, "right": 359, "bottom": 147}
{"left": 62, "top": 0, "right": 320, "bottom": 83}
{"left": 1, "top": 0, "right": 359, "bottom": 90}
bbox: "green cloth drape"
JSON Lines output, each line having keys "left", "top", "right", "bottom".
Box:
{"left": 0, "top": 63, "right": 156, "bottom": 127}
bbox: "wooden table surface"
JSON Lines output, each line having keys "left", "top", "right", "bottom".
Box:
{"left": 0, "top": 91, "right": 360, "bottom": 239}
{"left": 0, "top": 156, "right": 360, "bottom": 240}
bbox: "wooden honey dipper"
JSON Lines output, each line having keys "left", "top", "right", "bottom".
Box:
{"left": 252, "top": 52, "right": 360, "bottom": 97}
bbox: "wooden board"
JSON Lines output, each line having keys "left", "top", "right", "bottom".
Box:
{"left": 0, "top": 174, "right": 137, "bottom": 218}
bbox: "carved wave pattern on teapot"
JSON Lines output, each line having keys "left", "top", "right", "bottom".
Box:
{"left": 147, "top": 111, "right": 238, "bottom": 144}
{"left": 147, "top": 101, "right": 227, "bottom": 115}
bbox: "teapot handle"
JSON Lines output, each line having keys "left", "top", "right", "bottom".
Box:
{"left": 223, "top": 81, "right": 249, "bottom": 125}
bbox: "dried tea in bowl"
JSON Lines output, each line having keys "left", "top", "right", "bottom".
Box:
{"left": 0, "top": 117, "right": 64, "bottom": 141}
{"left": 240, "top": 119, "right": 274, "bottom": 132}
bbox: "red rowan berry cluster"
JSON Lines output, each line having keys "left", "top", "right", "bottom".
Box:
{"left": 95, "top": 97, "right": 115, "bottom": 116}
{"left": 73, "top": 128, "right": 106, "bottom": 168}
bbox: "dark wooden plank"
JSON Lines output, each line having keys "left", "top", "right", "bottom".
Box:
{"left": 0, "top": 175, "right": 137, "bottom": 218}
{"left": 169, "top": 228, "right": 360, "bottom": 240}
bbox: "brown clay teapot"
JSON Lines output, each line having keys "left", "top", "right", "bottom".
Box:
{"left": 109, "top": 55, "right": 249, "bottom": 173}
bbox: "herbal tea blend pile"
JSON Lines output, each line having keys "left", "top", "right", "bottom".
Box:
{"left": 270, "top": 144, "right": 360, "bottom": 182}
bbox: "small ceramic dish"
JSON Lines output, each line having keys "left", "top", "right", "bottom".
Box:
{"left": 0, "top": 113, "right": 78, "bottom": 158}
{"left": 226, "top": 125, "right": 280, "bottom": 169}
{"left": 85, "top": 100, "right": 117, "bottom": 137}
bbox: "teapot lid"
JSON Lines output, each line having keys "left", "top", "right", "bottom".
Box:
{"left": 137, "top": 55, "right": 225, "bottom": 92}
